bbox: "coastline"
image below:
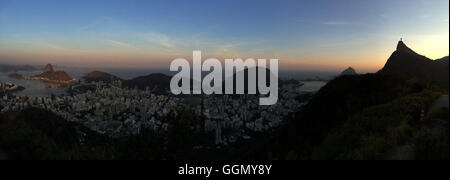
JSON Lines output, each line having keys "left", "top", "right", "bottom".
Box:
{"left": 8, "top": 85, "right": 26, "bottom": 94}
{"left": 8, "top": 73, "right": 75, "bottom": 87}
{"left": 1, "top": 82, "right": 26, "bottom": 94}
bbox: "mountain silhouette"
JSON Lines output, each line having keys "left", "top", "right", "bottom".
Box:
{"left": 120, "top": 68, "right": 280, "bottom": 95}
{"left": 83, "top": 71, "right": 122, "bottom": 83}
{"left": 123, "top": 73, "right": 172, "bottom": 94}
{"left": 340, "top": 67, "right": 357, "bottom": 76}
{"left": 220, "top": 67, "right": 278, "bottom": 95}
{"left": 378, "top": 40, "right": 449, "bottom": 89}
{"left": 43, "top": 64, "right": 54, "bottom": 74}
{"left": 35, "top": 64, "right": 72, "bottom": 81}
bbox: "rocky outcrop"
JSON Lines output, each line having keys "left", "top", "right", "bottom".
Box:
{"left": 378, "top": 41, "right": 449, "bottom": 89}
{"left": 340, "top": 67, "right": 357, "bottom": 76}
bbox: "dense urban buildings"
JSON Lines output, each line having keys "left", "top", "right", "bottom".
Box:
{"left": 1, "top": 76, "right": 312, "bottom": 146}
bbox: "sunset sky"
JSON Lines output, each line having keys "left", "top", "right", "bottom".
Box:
{"left": 0, "top": 0, "right": 448, "bottom": 73}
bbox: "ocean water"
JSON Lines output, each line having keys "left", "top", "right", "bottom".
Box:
{"left": 298, "top": 81, "right": 327, "bottom": 92}
{"left": 0, "top": 71, "right": 66, "bottom": 97}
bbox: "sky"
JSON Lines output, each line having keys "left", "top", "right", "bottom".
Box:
{"left": 0, "top": 0, "right": 448, "bottom": 73}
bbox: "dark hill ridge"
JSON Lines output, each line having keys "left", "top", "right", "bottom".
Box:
{"left": 221, "top": 67, "right": 281, "bottom": 95}
{"left": 94, "top": 67, "right": 283, "bottom": 95}
{"left": 83, "top": 71, "right": 122, "bottom": 83}
{"left": 81, "top": 70, "right": 171, "bottom": 94}
{"left": 435, "top": 56, "right": 449, "bottom": 64}
{"left": 378, "top": 41, "right": 449, "bottom": 89}
{"left": 38, "top": 71, "right": 73, "bottom": 81}
{"left": 123, "top": 73, "right": 172, "bottom": 94}
{"left": 81, "top": 71, "right": 172, "bottom": 94}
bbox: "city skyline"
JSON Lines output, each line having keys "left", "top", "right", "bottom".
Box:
{"left": 0, "top": 0, "right": 448, "bottom": 73}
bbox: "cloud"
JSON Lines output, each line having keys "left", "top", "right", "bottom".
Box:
{"left": 106, "top": 40, "right": 135, "bottom": 48}
{"left": 220, "top": 44, "right": 234, "bottom": 52}
{"left": 142, "top": 32, "right": 175, "bottom": 49}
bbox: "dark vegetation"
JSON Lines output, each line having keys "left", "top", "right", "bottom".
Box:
{"left": 0, "top": 109, "right": 113, "bottom": 160}
{"left": 0, "top": 108, "right": 206, "bottom": 160}
{"left": 414, "top": 106, "right": 449, "bottom": 160}
{"left": 312, "top": 91, "right": 435, "bottom": 159}
{"left": 230, "top": 73, "right": 448, "bottom": 160}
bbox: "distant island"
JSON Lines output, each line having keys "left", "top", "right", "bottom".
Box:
{"left": 8, "top": 64, "right": 75, "bottom": 86}
{"left": 7, "top": 73, "right": 25, "bottom": 80}
{"left": 0, "top": 64, "right": 38, "bottom": 73}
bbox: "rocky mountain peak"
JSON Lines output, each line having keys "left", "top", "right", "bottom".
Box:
{"left": 43, "top": 64, "right": 54, "bottom": 74}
